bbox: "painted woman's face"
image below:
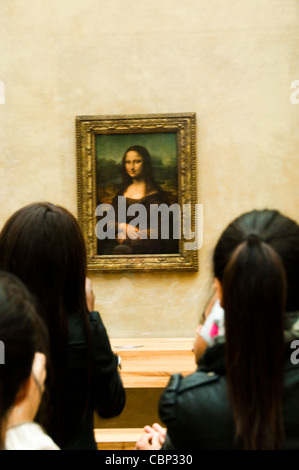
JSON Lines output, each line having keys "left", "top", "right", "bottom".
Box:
{"left": 125, "top": 150, "right": 143, "bottom": 179}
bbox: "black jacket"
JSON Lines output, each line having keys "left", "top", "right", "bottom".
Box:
{"left": 159, "top": 343, "right": 299, "bottom": 450}
{"left": 57, "top": 311, "right": 125, "bottom": 450}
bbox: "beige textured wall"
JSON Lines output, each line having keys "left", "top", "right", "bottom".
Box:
{"left": 0, "top": 0, "right": 298, "bottom": 338}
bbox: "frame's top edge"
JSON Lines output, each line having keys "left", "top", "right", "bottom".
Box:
{"left": 76, "top": 112, "right": 196, "bottom": 122}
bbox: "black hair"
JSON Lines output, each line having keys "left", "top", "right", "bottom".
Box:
{"left": 0, "top": 270, "right": 48, "bottom": 449}
{"left": 213, "top": 209, "right": 299, "bottom": 449}
{"left": 0, "top": 202, "right": 91, "bottom": 444}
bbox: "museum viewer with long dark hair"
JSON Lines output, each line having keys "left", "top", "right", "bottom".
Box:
{"left": 0, "top": 271, "right": 59, "bottom": 450}
{"left": 136, "top": 209, "right": 299, "bottom": 450}
{"left": 0, "top": 202, "right": 126, "bottom": 450}
{"left": 100, "top": 145, "right": 179, "bottom": 255}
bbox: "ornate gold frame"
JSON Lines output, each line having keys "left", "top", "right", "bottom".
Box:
{"left": 76, "top": 113, "right": 198, "bottom": 272}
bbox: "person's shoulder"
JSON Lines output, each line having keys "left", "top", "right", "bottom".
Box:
{"left": 88, "top": 311, "right": 114, "bottom": 349}
{"left": 67, "top": 310, "right": 104, "bottom": 333}
{"left": 181, "top": 369, "right": 220, "bottom": 390}
{"left": 167, "top": 369, "right": 220, "bottom": 394}
{"left": 160, "top": 371, "right": 221, "bottom": 409}
{"left": 88, "top": 310, "right": 105, "bottom": 330}
{"left": 5, "top": 422, "right": 60, "bottom": 450}
{"left": 159, "top": 371, "right": 222, "bottom": 428}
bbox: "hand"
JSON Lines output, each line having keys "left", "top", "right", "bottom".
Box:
{"left": 204, "top": 292, "right": 219, "bottom": 319}
{"left": 192, "top": 325, "right": 208, "bottom": 364}
{"left": 137, "top": 228, "right": 158, "bottom": 240}
{"left": 145, "top": 423, "right": 166, "bottom": 444}
{"left": 135, "top": 423, "right": 165, "bottom": 450}
{"left": 118, "top": 223, "right": 141, "bottom": 240}
{"left": 85, "top": 278, "right": 95, "bottom": 312}
{"left": 192, "top": 291, "right": 220, "bottom": 364}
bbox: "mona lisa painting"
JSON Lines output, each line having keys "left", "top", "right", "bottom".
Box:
{"left": 76, "top": 113, "right": 198, "bottom": 272}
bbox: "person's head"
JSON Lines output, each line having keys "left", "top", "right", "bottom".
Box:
{"left": 0, "top": 271, "right": 47, "bottom": 449}
{"left": 212, "top": 209, "right": 299, "bottom": 449}
{"left": 0, "top": 202, "right": 88, "bottom": 325}
{"left": 213, "top": 209, "right": 299, "bottom": 312}
{"left": 121, "top": 145, "right": 158, "bottom": 192}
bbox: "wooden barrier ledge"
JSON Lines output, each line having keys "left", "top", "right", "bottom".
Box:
{"left": 94, "top": 428, "right": 144, "bottom": 450}
{"left": 94, "top": 338, "right": 195, "bottom": 449}
{"left": 110, "top": 337, "right": 196, "bottom": 388}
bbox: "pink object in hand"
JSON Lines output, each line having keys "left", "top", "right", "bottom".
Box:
{"left": 209, "top": 323, "right": 219, "bottom": 338}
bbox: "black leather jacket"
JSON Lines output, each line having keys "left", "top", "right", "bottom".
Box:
{"left": 47, "top": 311, "right": 126, "bottom": 450}
{"left": 159, "top": 343, "right": 299, "bottom": 450}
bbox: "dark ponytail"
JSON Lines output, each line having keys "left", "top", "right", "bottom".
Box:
{"left": 223, "top": 236, "right": 286, "bottom": 449}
